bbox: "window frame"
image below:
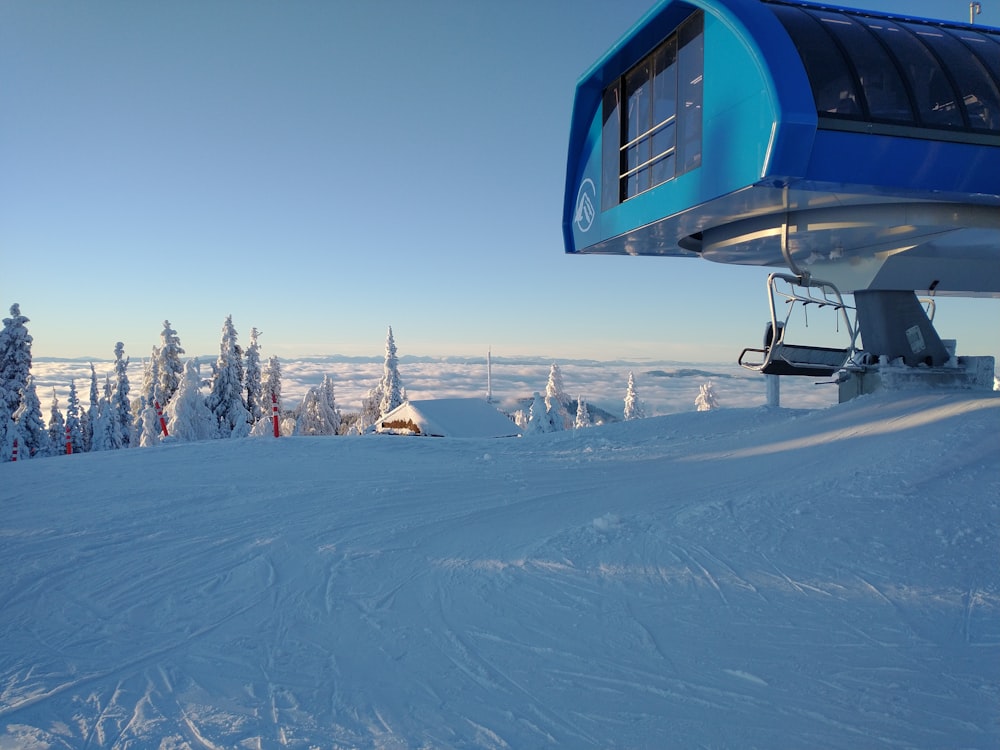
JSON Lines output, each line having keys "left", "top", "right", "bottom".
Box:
{"left": 602, "top": 11, "right": 704, "bottom": 210}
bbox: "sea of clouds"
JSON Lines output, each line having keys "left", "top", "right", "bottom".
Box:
{"left": 31, "top": 354, "right": 837, "bottom": 419}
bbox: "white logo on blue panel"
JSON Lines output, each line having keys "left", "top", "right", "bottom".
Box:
{"left": 574, "top": 178, "right": 596, "bottom": 233}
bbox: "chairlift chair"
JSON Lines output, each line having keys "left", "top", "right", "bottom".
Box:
{"left": 738, "top": 273, "right": 858, "bottom": 377}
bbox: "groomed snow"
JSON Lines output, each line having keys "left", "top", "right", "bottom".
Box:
{"left": 2, "top": 390, "right": 998, "bottom": 748}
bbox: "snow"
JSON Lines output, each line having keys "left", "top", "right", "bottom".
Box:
{"left": 1, "top": 389, "right": 998, "bottom": 748}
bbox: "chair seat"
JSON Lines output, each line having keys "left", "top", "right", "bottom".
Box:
{"left": 760, "top": 344, "right": 849, "bottom": 376}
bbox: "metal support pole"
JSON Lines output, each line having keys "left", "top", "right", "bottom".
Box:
{"left": 766, "top": 374, "right": 780, "bottom": 408}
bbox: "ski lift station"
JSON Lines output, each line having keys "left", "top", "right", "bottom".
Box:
{"left": 563, "top": 0, "right": 999, "bottom": 400}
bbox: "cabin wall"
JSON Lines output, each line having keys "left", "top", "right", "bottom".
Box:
{"left": 806, "top": 129, "right": 1000, "bottom": 198}
{"left": 568, "top": 8, "right": 782, "bottom": 255}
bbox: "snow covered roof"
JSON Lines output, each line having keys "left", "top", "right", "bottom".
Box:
{"left": 375, "top": 398, "right": 521, "bottom": 438}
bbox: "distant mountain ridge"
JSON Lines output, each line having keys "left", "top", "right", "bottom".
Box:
{"left": 645, "top": 368, "right": 732, "bottom": 379}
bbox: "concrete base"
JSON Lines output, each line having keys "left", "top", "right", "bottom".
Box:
{"left": 838, "top": 356, "right": 996, "bottom": 403}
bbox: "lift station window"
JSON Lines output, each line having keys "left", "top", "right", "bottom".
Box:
{"left": 602, "top": 11, "right": 704, "bottom": 210}
{"left": 768, "top": 1, "right": 1000, "bottom": 138}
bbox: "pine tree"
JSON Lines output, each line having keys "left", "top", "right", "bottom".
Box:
{"left": 262, "top": 355, "right": 282, "bottom": 425}
{"left": 46, "top": 389, "right": 66, "bottom": 457}
{"left": 135, "top": 353, "right": 164, "bottom": 447}
{"left": 137, "top": 404, "right": 163, "bottom": 447}
{"left": 695, "top": 380, "right": 719, "bottom": 412}
{"left": 245, "top": 327, "right": 264, "bottom": 424}
{"left": 110, "top": 342, "right": 133, "bottom": 449}
{"left": 525, "top": 392, "right": 557, "bottom": 434}
{"left": 295, "top": 387, "right": 326, "bottom": 436}
{"left": 79, "top": 403, "right": 91, "bottom": 454}
{"left": 545, "top": 363, "right": 572, "bottom": 429}
{"left": 141, "top": 349, "right": 160, "bottom": 406}
{"left": 250, "top": 357, "right": 283, "bottom": 437}
{"left": 65, "top": 379, "right": 85, "bottom": 453}
{"left": 575, "top": 396, "right": 591, "bottom": 429}
{"left": 83, "top": 363, "right": 100, "bottom": 452}
{"left": 14, "top": 376, "right": 47, "bottom": 458}
{"left": 0, "top": 303, "right": 33, "bottom": 459}
{"left": 0, "top": 303, "right": 32, "bottom": 417}
{"left": 624, "top": 371, "right": 644, "bottom": 421}
{"left": 294, "top": 375, "right": 341, "bottom": 437}
{"left": 157, "top": 320, "right": 185, "bottom": 405}
{"left": 89, "top": 376, "right": 116, "bottom": 452}
{"left": 378, "top": 326, "right": 404, "bottom": 418}
{"left": 206, "top": 316, "right": 251, "bottom": 438}
{"left": 511, "top": 409, "right": 528, "bottom": 430}
{"left": 0, "top": 414, "right": 17, "bottom": 462}
{"left": 164, "top": 359, "right": 216, "bottom": 442}
{"left": 320, "top": 374, "right": 341, "bottom": 434}
{"left": 0, "top": 394, "right": 10, "bottom": 461}
{"left": 133, "top": 350, "right": 160, "bottom": 442}
{"left": 359, "top": 386, "right": 382, "bottom": 431}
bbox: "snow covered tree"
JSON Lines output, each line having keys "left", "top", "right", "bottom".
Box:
{"left": 137, "top": 404, "right": 163, "bottom": 447}
{"left": 545, "top": 363, "right": 572, "bottom": 429}
{"left": 378, "top": 326, "right": 404, "bottom": 418}
{"left": 83, "top": 363, "right": 100, "bottom": 452}
{"left": 359, "top": 386, "right": 382, "bottom": 431}
{"left": 261, "top": 355, "right": 282, "bottom": 426}
{"left": 206, "top": 316, "right": 251, "bottom": 438}
{"left": 46, "top": 390, "right": 66, "bottom": 457}
{"left": 109, "top": 342, "right": 133, "bottom": 449}
{"left": 292, "top": 389, "right": 328, "bottom": 436}
{"left": 89, "top": 375, "right": 116, "bottom": 452}
{"left": 695, "top": 380, "right": 719, "bottom": 412}
{"left": 0, "top": 303, "right": 32, "bottom": 415}
{"left": 0, "top": 415, "right": 17, "bottom": 462}
{"left": 133, "top": 350, "right": 160, "bottom": 443}
{"left": 156, "top": 320, "right": 185, "bottom": 406}
{"left": 134, "top": 353, "right": 165, "bottom": 447}
{"left": 0, "top": 303, "right": 33, "bottom": 459}
{"left": 79, "top": 407, "right": 91, "bottom": 453}
{"left": 294, "top": 388, "right": 321, "bottom": 435}
{"left": 524, "top": 392, "right": 558, "bottom": 434}
{"left": 624, "top": 371, "right": 644, "bottom": 421}
{"left": 245, "top": 327, "right": 263, "bottom": 424}
{"left": 65, "top": 379, "right": 85, "bottom": 454}
{"left": 575, "top": 396, "right": 591, "bottom": 429}
{"left": 293, "top": 374, "right": 341, "bottom": 437}
{"left": 14, "top": 376, "right": 47, "bottom": 458}
{"left": 511, "top": 408, "right": 528, "bottom": 430}
{"left": 164, "top": 359, "right": 216, "bottom": 442}
{"left": 140, "top": 349, "right": 160, "bottom": 407}
{"left": 251, "top": 356, "right": 284, "bottom": 437}
{"left": 320, "top": 374, "right": 341, "bottom": 434}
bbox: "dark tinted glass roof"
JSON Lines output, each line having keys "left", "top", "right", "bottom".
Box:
{"left": 766, "top": 1, "right": 1000, "bottom": 135}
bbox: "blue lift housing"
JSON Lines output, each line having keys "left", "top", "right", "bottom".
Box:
{"left": 563, "top": 0, "right": 1000, "bottom": 298}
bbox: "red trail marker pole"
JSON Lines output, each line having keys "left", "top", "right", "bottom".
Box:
{"left": 65, "top": 424, "right": 72, "bottom": 455}
{"left": 11, "top": 438, "right": 18, "bottom": 462}
{"left": 271, "top": 392, "right": 280, "bottom": 438}
{"left": 154, "top": 400, "right": 169, "bottom": 437}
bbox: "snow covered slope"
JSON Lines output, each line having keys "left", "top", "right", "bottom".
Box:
{"left": 2, "top": 390, "right": 998, "bottom": 748}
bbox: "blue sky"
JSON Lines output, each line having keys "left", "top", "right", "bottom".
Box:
{"left": 2, "top": 0, "right": 997, "bottom": 363}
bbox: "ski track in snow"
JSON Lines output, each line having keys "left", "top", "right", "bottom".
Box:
{"left": 0, "top": 390, "right": 998, "bottom": 748}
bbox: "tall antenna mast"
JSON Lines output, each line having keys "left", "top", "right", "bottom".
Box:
{"left": 486, "top": 348, "right": 493, "bottom": 403}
